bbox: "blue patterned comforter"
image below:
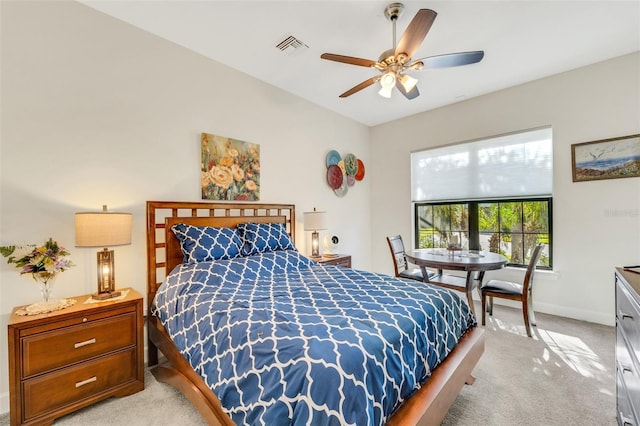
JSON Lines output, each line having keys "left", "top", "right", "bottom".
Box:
{"left": 152, "top": 250, "right": 476, "bottom": 425}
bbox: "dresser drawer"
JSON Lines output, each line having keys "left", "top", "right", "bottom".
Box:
{"left": 22, "top": 348, "right": 137, "bottom": 421}
{"left": 617, "top": 277, "right": 640, "bottom": 357}
{"left": 22, "top": 310, "right": 137, "bottom": 378}
{"left": 617, "top": 370, "right": 638, "bottom": 425}
{"left": 617, "top": 326, "right": 640, "bottom": 418}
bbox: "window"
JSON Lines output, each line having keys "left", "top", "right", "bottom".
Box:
{"left": 411, "top": 128, "right": 553, "bottom": 269}
{"left": 415, "top": 198, "right": 552, "bottom": 268}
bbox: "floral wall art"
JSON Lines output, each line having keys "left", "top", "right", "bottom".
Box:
{"left": 325, "top": 150, "right": 365, "bottom": 197}
{"left": 201, "top": 133, "right": 260, "bottom": 201}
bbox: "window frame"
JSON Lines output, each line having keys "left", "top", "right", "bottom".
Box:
{"left": 414, "top": 197, "right": 553, "bottom": 269}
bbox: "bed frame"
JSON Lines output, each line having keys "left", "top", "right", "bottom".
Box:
{"left": 146, "top": 200, "right": 484, "bottom": 426}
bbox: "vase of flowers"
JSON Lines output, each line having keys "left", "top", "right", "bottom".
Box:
{"left": 1, "top": 238, "right": 74, "bottom": 303}
{"left": 35, "top": 272, "right": 56, "bottom": 302}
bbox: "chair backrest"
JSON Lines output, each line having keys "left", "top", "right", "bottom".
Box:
{"left": 386, "top": 235, "right": 409, "bottom": 277}
{"left": 523, "top": 243, "right": 545, "bottom": 294}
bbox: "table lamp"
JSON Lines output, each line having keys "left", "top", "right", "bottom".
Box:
{"left": 75, "top": 205, "right": 132, "bottom": 299}
{"left": 303, "top": 208, "right": 327, "bottom": 258}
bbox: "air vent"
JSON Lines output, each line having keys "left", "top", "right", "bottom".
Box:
{"left": 275, "top": 35, "right": 309, "bottom": 55}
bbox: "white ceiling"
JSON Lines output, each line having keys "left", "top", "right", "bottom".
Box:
{"left": 80, "top": 1, "right": 640, "bottom": 127}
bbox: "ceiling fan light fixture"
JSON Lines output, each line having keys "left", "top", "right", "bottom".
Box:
{"left": 380, "top": 71, "right": 396, "bottom": 89}
{"left": 320, "top": 4, "right": 484, "bottom": 100}
{"left": 399, "top": 74, "right": 418, "bottom": 92}
{"left": 378, "top": 85, "right": 393, "bottom": 98}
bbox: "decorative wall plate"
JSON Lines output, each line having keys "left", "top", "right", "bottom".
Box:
{"left": 327, "top": 164, "right": 343, "bottom": 189}
{"left": 326, "top": 150, "right": 341, "bottom": 167}
{"left": 355, "top": 159, "right": 366, "bottom": 181}
{"left": 334, "top": 174, "right": 348, "bottom": 197}
{"left": 325, "top": 149, "right": 365, "bottom": 197}
{"left": 344, "top": 153, "right": 358, "bottom": 176}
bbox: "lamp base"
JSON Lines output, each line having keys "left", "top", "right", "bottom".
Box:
{"left": 92, "top": 290, "right": 121, "bottom": 300}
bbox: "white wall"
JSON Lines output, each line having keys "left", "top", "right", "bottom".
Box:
{"left": 370, "top": 52, "right": 640, "bottom": 327}
{"left": 0, "top": 1, "right": 371, "bottom": 413}
{"left": 2, "top": 0, "right": 638, "bottom": 418}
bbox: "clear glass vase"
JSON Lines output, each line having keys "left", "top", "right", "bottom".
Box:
{"left": 34, "top": 273, "right": 56, "bottom": 302}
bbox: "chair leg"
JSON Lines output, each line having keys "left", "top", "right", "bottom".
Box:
{"left": 522, "top": 298, "right": 532, "bottom": 338}
{"left": 481, "top": 292, "right": 486, "bottom": 326}
{"left": 488, "top": 296, "right": 494, "bottom": 316}
{"left": 527, "top": 294, "right": 537, "bottom": 327}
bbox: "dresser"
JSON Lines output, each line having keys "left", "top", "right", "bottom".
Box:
{"left": 615, "top": 268, "right": 640, "bottom": 426}
{"left": 316, "top": 254, "right": 352, "bottom": 268}
{"left": 8, "top": 288, "right": 144, "bottom": 425}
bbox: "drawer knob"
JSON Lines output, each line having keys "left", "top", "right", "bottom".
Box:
{"left": 74, "top": 338, "right": 97, "bottom": 349}
{"left": 75, "top": 376, "right": 97, "bottom": 388}
{"left": 83, "top": 317, "right": 88, "bottom": 322}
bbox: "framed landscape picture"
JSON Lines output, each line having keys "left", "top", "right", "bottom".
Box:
{"left": 571, "top": 134, "right": 640, "bottom": 182}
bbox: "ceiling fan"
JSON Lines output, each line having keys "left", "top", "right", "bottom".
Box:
{"left": 320, "top": 2, "right": 484, "bottom": 100}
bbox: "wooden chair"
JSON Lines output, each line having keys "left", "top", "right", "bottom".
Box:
{"left": 481, "top": 243, "right": 545, "bottom": 337}
{"left": 386, "top": 235, "right": 434, "bottom": 282}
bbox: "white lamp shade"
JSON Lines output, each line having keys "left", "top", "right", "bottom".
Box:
{"left": 378, "top": 86, "right": 393, "bottom": 98}
{"left": 399, "top": 74, "right": 418, "bottom": 92}
{"left": 380, "top": 71, "right": 396, "bottom": 89}
{"left": 303, "top": 211, "right": 327, "bottom": 231}
{"left": 75, "top": 211, "right": 132, "bottom": 247}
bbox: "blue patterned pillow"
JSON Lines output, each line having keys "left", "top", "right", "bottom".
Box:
{"left": 171, "top": 223, "right": 242, "bottom": 263}
{"left": 236, "top": 222, "right": 295, "bottom": 256}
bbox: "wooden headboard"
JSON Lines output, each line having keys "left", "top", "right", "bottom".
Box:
{"left": 146, "top": 201, "right": 295, "bottom": 313}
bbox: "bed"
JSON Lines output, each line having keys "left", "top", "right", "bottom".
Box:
{"left": 146, "top": 201, "right": 484, "bottom": 425}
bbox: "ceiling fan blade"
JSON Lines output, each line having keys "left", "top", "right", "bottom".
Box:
{"left": 394, "top": 9, "right": 437, "bottom": 60}
{"left": 416, "top": 51, "right": 485, "bottom": 69}
{"left": 321, "top": 53, "right": 377, "bottom": 68}
{"left": 396, "top": 80, "right": 420, "bottom": 100}
{"left": 339, "top": 77, "right": 379, "bottom": 98}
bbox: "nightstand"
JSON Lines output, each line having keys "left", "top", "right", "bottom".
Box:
{"left": 316, "top": 254, "right": 352, "bottom": 268}
{"left": 8, "top": 288, "right": 144, "bottom": 425}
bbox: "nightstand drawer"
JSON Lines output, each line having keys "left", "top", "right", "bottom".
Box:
{"left": 317, "top": 255, "right": 351, "bottom": 268}
{"left": 22, "top": 347, "right": 137, "bottom": 421}
{"left": 22, "top": 310, "right": 137, "bottom": 378}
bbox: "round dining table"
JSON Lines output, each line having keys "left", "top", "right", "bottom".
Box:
{"left": 405, "top": 248, "right": 508, "bottom": 316}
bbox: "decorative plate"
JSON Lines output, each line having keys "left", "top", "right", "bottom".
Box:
{"left": 334, "top": 174, "right": 348, "bottom": 197}
{"left": 326, "top": 164, "right": 343, "bottom": 190}
{"left": 355, "top": 159, "right": 366, "bottom": 181}
{"left": 326, "top": 150, "right": 341, "bottom": 168}
{"left": 344, "top": 153, "right": 358, "bottom": 176}
{"left": 347, "top": 175, "right": 355, "bottom": 186}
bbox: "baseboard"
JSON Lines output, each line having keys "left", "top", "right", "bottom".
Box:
{"left": 477, "top": 296, "right": 614, "bottom": 327}
{"left": 0, "top": 391, "right": 9, "bottom": 417}
{"left": 533, "top": 301, "right": 614, "bottom": 326}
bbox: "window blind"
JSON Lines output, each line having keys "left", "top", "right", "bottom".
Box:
{"left": 411, "top": 127, "right": 553, "bottom": 202}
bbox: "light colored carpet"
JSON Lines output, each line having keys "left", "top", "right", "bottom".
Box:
{"left": 0, "top": 303, "right": 615, "bottom": 425}
{"left": 440, "top": 303, "right": 615, "bottom": 426}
